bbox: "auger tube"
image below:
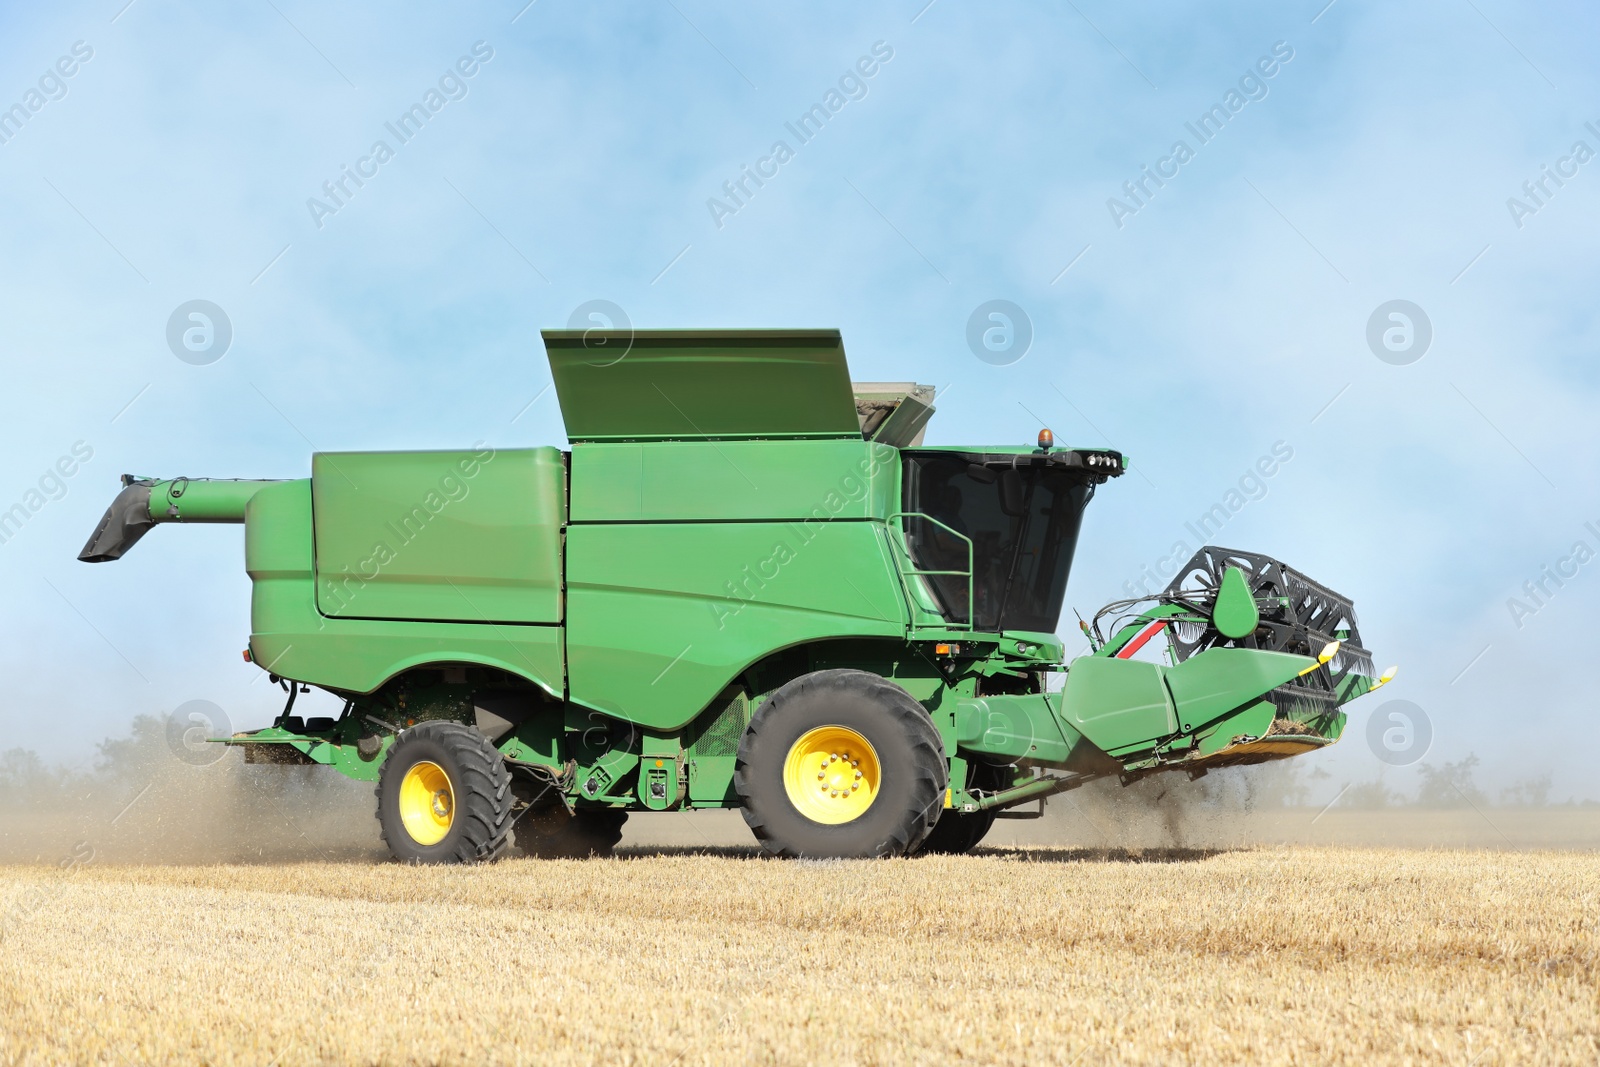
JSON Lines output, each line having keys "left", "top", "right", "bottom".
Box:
{"left": 78, "top": 476, "right": 282, "bottom": 562}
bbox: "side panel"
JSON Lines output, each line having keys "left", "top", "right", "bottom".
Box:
{"left": 311, "top": 446, "right": 564, "bottom": 624}
{"left": 565, "top": 521, "right": 909, "bottom": 730}
{"left": 569, "top": 439, "right": 899, "bottom": 522}
{"left": 1162, "top": 647, "right": 1310, "bottom": 730}
{"left": 1059, "top": 658, "right": 1177, "bottom": 755}
{"left": 246, "top": 481, "right": 563, "bottom": 695}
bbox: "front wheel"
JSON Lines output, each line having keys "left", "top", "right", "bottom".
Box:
{"left": 735, "top": 670, "right": 948, "bottom": 859}
{"left": 375, "top": 721, "right": 514, "bottom": 864}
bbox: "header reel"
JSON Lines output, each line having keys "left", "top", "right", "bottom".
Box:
{"left": 1164, "top": 547, "right": 1371, "bottom": 672}
{"left": 1090, "top": 546, "right": 1384, "bottom": 727}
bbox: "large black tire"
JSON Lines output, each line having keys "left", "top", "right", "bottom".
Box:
{"left": 375, "top": 721, "right": 514, "bottom": 864}
{"left": 914, "top": 761, "right": 1011, "bottom": 855}
{"left": 515, "top": 804, "right": 628, "bottom": 859}
{"left": 735, "top": 669, "right": 948, "bottom": 859}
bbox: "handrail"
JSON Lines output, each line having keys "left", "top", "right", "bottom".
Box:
{"left": 886, "top": 510, "right": 974, "bottom": 630}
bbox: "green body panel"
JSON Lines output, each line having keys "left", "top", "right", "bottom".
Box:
{"left": 564, "top": 520, "right": 908, "bottom": 730}
{"left": 1335, "top": 671, "right": 1377, "bottom": 704}
{"left": 244, "top": 482, "right": 314, "bottom": 584}
{"left": 500, "top": 715, "right": 562, "bottom": 767}
{"left": 1211, "top": 565, "right": 1261, "bottom": 639}
{"left": 311, "top": 447, "right": 564, "bottom": 624}
{"left": 577, "top": 746, "right": 641, "bottom": 802}
{"left": 568, "top": 439, "right": 898, "bottom": 522}
{"left": 1161, "top": 647, "right": 1310, "bottom": 731}
{"left": 1192, "top": 699, "right": 1277, "bottom": 756}
{"left": 687, "top": 757, "right": 738, "bottom": 804}
{"left": 1061, "top": 658, "right": 1178, "bottom": 754}
{"left": 245, "top": 481, "right": 564, "bottom": 696}
{"left": 545, "top": 329, "right": 861, "bottom": 441}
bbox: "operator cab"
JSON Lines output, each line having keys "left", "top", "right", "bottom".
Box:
{"left": 901, "top": 446, "right": 1124, "bottom": 633}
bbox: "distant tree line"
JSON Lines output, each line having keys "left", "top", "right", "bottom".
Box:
{"left": 1336, "top": 755, "right": 1573, "bottom": 810}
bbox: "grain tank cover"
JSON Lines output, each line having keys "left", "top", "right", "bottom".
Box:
{"left": 542, "top": 328, "right": 862, "bottom": 441}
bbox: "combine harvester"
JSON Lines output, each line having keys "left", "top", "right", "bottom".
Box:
{"left": 79, "top": 330, "right": 1393, "bottom": 861}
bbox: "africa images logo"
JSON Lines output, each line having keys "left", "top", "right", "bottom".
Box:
{"left": 166, "top": 300, "right": 233, "bottom": 365}
{"left": 1366, "top": 300, "right": 1431, "bottom": 366}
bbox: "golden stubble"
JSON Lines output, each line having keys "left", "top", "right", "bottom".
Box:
{"left": 1, "top": 847, "right": 1596, "bottom": 1066}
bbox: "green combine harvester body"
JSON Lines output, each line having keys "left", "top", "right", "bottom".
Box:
{"left": 80, "top": 330, "right": 1392, "bottom": 861}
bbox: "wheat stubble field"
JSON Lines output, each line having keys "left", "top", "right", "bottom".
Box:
{"left": 0, "top": 846, "right": 1596, "bottom": 1066}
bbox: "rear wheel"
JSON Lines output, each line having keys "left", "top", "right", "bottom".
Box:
{"left": 735, "top": 669, "right": 947, "bottom": 859}
{"left": 914, "top": 761, "right": 1011, "bottom": 855}
{"left": 376, "top": 721, "right": 514, "bottom": 864}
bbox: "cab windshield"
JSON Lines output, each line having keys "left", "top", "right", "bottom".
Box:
{"left": 902, "top": 453, "right": 1095, "bottom": 633}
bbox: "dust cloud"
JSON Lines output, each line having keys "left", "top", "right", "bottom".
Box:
{"left": 0, "top": 736, "right": 384, "bottom": 867}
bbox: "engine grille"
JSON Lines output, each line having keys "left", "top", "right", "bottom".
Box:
{"left": 689, "top": 688, "right": 750, "bottom": 757}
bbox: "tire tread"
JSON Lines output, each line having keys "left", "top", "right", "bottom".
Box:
{"left": 375, "top": 720, "right": 515, "bottom": 864}
{"left": 735, "top": 669, "right": 948, "bottom": 859}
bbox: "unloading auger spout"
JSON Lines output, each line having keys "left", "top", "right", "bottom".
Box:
{"left": 78, "top": 476, "right": 283, "bottom": 562}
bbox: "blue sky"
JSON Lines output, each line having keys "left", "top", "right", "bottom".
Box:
{"left": 1, "top": 0, "right": 1595, "bottom": 800}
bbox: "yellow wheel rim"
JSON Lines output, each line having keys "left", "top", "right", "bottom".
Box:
{"left": 783, "top": 726, "right": 880, "bottom": 825}
{"left": 398, "top": 760, "right": 455, "bottom": 846}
